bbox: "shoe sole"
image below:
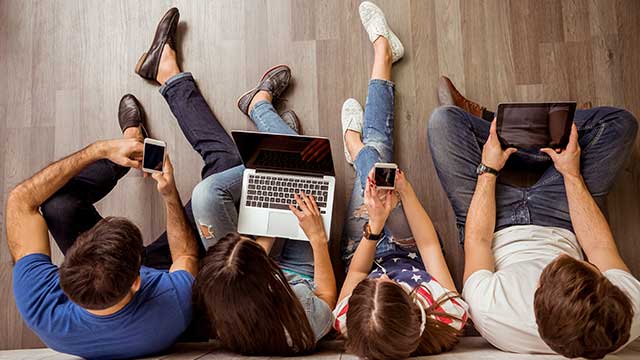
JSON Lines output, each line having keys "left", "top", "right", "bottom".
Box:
{"left": 236, "top": 64, "right": 291, "bottom": 113}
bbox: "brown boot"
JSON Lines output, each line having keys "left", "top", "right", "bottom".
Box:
{"left": 437, "top": 76, "right": 486, "bottom": 118}
{"left": 579, "top": 101, "right": 593, "bottom": 110}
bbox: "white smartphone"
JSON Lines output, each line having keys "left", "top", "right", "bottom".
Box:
{"left": 142, "top": 138, "right": 166, "bottom": 174}
{"left": 373, "top": 162, "right": 398, "bottom": 190}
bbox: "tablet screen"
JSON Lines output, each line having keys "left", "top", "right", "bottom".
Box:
{"left": 496, "top": 102, "right": 576, "bottom": 150}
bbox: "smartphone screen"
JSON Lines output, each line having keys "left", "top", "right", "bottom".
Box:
{"left": 374, "top": 167, "right": 397, "bottom": 188}
{"left": 143, "top": 142, "right": 165, "bottom": 171}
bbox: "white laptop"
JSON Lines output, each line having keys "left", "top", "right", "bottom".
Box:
{"left": 233, "top": 131, "right": 336, "bottom": 241}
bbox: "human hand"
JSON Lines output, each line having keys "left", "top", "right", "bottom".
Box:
{"left": 289, "top": 192, "right": 327, "bottom": 244}
{"left": 365, "top": 174, "right": 393, "bottom": 234}
{"left": 540, "top": 123, "right": 581, "bottom": 179}
{"left": 101, "top": 138, "right": 143, "bottom": 168}
{"left": 151, "top": 154, "right": 178, "bottom": 198}
{"left": 301, "top": 139, "right": 331, "bottom": 162}
{"left": 481, "top": 119, "right": 517, "bottom": 171}
{"left": 394, "top": 169, "right": 413, "bottom": 197}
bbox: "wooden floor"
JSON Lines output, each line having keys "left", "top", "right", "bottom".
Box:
{"left": 1, "top": 0, "right": 639, "bottom": 351}
{"left": 1, "top": 338, "right": 639, "bottom": 360}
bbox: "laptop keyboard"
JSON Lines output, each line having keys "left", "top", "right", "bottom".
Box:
{"left": 246, "top": 174, "right": 329, "bottom": 214}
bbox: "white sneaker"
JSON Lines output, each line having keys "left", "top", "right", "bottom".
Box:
{"left": 342, "top": 98, "right": 364, "bottom": 165}
{"left": 359, "top": 1, "right": 405, "bottom": 63}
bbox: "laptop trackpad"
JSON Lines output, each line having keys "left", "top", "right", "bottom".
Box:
{"left": 268, "top": 212, "right": 299, "bottom": 238}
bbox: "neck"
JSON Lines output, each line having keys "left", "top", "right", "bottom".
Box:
{"left": 86, "top": 291, "right": 134, "bottom": 316}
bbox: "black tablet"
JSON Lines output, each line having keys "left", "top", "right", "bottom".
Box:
{"left": 496, "top": 102, "right": 576, "bottom": 150}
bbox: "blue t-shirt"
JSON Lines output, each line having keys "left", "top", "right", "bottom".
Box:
{"left": 13, "top": 253, "right": 194, "bottom": 360}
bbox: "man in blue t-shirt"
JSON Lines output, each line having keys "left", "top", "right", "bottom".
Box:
{"left": 6, "top": 8, "right": 244, "bottom": 359}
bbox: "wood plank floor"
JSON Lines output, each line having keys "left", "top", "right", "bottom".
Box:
{"left": 1, "top": 0, "right": 639, "bottom": 351}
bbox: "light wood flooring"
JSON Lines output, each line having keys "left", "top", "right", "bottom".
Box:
{"left": 1, "top": 0, "right": 639, "bottom": 351}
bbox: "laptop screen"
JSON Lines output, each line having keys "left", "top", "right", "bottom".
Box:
{"left": 232, "top": 131, "right": 335, "bottom": 176}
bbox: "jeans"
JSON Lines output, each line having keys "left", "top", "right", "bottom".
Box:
{"left": 340, "top": 80, "right": 416, "bottom": 266}
{"left": 41, "top": 72, "right": 242, "bottom": 268}
{"left": 190, "top": 100, "right": 319, "bottom": 277}
{"left": 428, "top": 105, "right": 638, "bottom": 244}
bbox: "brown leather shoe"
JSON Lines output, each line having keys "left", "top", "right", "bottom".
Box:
{"left": 118, "top": 94, "right": 148, "bottom": 137}
{"left": 280, "top": 110, "right": 301, "bottom": 134}
{"left": 579, "top": 101, "right": 593, "bottom": 110}
{"left": 438, "top": 76, "right": 485, "bottom": 118}
{"left": 135, "top": 8, "right": 179, "bottom": 82}
{"left": 237, "top": 65, "right": 291, "bottom": 116}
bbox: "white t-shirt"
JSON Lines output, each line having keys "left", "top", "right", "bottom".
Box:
{"left": 462, "top": 225, "right": 640, "bottom": 354}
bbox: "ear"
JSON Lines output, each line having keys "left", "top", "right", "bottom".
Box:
{"left": 131, "top": 275, "right": 141, "bottom": 293}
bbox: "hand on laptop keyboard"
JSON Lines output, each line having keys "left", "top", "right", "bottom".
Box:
{"left": 289, "top": 192, "right": 328, "bottom": 244}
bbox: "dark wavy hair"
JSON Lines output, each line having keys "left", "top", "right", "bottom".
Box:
{"left": 345, "top": 278, "right": 462, "bottom": 359}
{"left": 194, "top": 233, "right": 316, "bottom": 356}
{"left": 59, "top": 217, "right": 143, "bottom": 310}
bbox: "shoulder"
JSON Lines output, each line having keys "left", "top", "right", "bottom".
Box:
{"left": 12, "top": 254, "right": 70, "bottom": 330}
{"left": 603, "top": 269, "right": 640, "bottom": 310}
{"left": 287, "top": 274, "right": 334, "bottom": 342}
{"left": 332, "top": 296, "right": 350, "bottom": 335}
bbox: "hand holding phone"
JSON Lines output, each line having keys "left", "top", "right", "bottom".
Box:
{"left": 373, "top": 163, "right": 398, "bottom": 190}
{"left": 151, "top": 154, "right": 178, "bottom": 198}
{"left": 143, "top": 138, "right": 166, "bottom": 173}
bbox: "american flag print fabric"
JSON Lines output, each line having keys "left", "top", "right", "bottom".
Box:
{"left": 333, "top": 249, "right": 468, "bottom": 335}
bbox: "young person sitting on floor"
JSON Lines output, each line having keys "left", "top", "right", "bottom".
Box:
{"left": 332, "top": 3, "right": 468, "bottom": 359}
{"left": 432, "top": 77, "right": 640, "bottom": 359}
{"left": 190, "top": 64, "right": 336, "bottom": 356}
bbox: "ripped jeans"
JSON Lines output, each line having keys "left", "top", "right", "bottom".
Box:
{"left": 191, "top": 100, "right": 318, "bottom": 278}
{"left": 341, "top": 79, "right": 416, "bottom": 266}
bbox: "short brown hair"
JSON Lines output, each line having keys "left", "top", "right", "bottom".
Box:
{"left": 534, "top": 255, "right": 633, "bottom": 359}
{"left": 345, "top": 279, "right": 462, "bottom": 359}
{"left": 59, "top": 217, "right": 144, "bottom": 310}
{"left": 194, "top": 233, "right": 316, "bottom": 356}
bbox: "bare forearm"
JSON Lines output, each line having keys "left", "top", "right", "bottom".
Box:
{"left": 11, "top": 142, "right": 104, "bottom": 210}
{"left": 399, "top": 188, "right": 440, "bottom": 248}
{"left": 564, "top": 175, "right": 627, "bottom": 271}
{"left": 463, "top": 174, "right": 497, "bottom": 280}
{"left": 400, "top": 188, "right": 457, "bottom": 292}
{"left": 164, "top": 193, "right": 198, "bottom": 261}
{"left": 466, "top": 175, "right": 497, "bottom": 246}
{"left": 311, "top": 241, "right": 337, "bottom": 308}
{"left": 349, "top": 237, "right": 377, "bottom": 274}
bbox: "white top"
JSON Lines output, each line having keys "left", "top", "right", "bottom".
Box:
{"left": 462, "top": 225, "right": 640, "bottom": 354}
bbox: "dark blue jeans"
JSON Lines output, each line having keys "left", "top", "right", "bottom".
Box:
{"left": 428, "top": 105, "right": 638, "bottom": 244}
{"left": 41, "top": 72, "right": 242, "bottom": 268}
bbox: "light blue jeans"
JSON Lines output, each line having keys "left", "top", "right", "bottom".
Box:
{"left": 191, "top": 100, "right": 317, "bottom": 277}
{"left": 341, "top": 79, "right": 416, "bottom": 266}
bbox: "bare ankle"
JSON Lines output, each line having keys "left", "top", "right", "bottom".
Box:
{"left": 249, "top": 90, "right": 272, "bottom": 114}
{"left": 345, "top": 130, "right": 364, "bottom": 160}
{"left": 157, "top": 44, "right": 180, "bottom": 85}
{"left": 123, "top": 126, "right": 143, "bottom": 141}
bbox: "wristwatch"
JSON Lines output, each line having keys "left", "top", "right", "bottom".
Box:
{"left": 476, "top": 163, "right": 499, "bottom": 176}
{"left": 363, "top": 222, "right": 383, "bottom": 241}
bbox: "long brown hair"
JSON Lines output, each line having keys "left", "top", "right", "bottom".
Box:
{"left": 345, "top": 278, "right": 462, "bottom": 359}
{"left": 534, "top": 255, "right": 633, "bottom": 359}
{"left": 194, "top": 233, "right": 316, "bottom": 356}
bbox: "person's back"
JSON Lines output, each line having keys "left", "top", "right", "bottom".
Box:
{"left": 14, "top": 256, "right": 193, "bottom": 359}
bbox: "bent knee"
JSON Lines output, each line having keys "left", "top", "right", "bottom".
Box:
{"left": 191, "top": 178, "right": 225, "bottom": 212}
{"left": 428, "top": 105, "right": 466, "bottom": 132}
{"left": 41, "top": 194, "right": 81, "bottom": 222}
{"left": 616, "top": 109, "right": 639, "bottom": 141}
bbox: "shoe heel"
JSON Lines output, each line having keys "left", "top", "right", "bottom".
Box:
{"left": 135, "top": 52, "right": 148, "bottom": 75}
